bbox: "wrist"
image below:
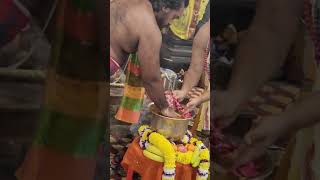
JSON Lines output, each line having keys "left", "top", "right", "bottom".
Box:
{"left": 180, "top": 87, "right": 190, "bottom": 96}
{"left": 198, "top": 95, "right": 207, "bottom": 104}
{"left": 275, "top": 113, "right": 297, "bottom": 135}
{"left": 157, "top": 97, "right": 169, "bottom": 111}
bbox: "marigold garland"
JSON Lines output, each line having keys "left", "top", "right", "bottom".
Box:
{"left": 138, "top": 125, "right": 210, "bottom": 180}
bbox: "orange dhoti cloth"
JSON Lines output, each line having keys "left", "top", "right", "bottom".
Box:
{"left": 121, "top": 138, "right": 198, "bottom": 180}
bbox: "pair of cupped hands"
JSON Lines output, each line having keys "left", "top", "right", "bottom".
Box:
{"left": 161, "top": 88, "right": 204, "bottom": 118}
{"left": 213, "top": 90, "right": 291, "bottom": 170}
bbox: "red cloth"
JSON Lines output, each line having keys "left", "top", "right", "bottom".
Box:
{"left": 121, "top": 138, "right": 198, "bottom": 180}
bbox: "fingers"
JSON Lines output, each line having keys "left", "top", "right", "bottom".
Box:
{"left": 244, "top": 124, "right": 265, "bottom": 145}
{"left": 166, "top": 110, "right": 181, "bottom": 118}
{"left": 244, "top": 132, "right": 261, "bottom": 146}
{"left": 188, "top": 88, "right": 204, "bottom": 99}
{"left": 172, "top": 91, "right": 179, "bottom": 98}
{"left": 172, "top": 90, "right": 185, "bottom": 102}
{"left": 161, "top": 107, "right": 176, "bottom": 118}
{"left": 184, "top": 102, "right": 195, "bottom": 113}
{"left": 174, "top": 112, "right": 181, "bottom": 118}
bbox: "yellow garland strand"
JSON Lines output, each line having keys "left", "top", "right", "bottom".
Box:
{"left": 199, "top": 149, "right": 210, "bottom": 160}
{"left": 191, "top": 147, "right": 200, "bottom": 164}
{"left": 141, "top": 129, "right": 152, "bottom": 141}
{"left": 146, "top": 144, "right": 163, "bottom": 156}
{"left": 149, "top": 132, "right": 176, "bottom": 169}
{"left": 176, "top": 151, "right": 193, "bottom": 164}
{"left": 199, "top": 162, "right": 210, "bottom": 170}
{"left": 143, "top": 150, "right": 164, "bottom": 162}
{"left": 190, "top": 137, "right": 198, "bottom": 144}
{"left": 138, "top": 125, "right": 150, "bottom": 135}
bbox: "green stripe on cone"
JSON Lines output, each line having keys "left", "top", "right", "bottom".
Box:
{"left": 34, "top": 107, "right": 104, "bottom": 157}
{"left": 128, "top": 54, "right": 140, "bottom": 65}
{"left": 120, "top": 96, "right": 144, "bottom": 111}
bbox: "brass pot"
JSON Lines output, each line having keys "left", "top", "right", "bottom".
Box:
{"left": 148, "top": 103, "right": 196, "bottom": 140}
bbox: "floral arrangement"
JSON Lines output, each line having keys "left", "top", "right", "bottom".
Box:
{"left": 165, "top": 91, "right": 192, "bottom": 118}
{"left": 138, "top": 125, "right": 210, "bottom": 180}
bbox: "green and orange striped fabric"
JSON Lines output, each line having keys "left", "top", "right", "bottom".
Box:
{"left": 15, "top": 0, "right": 106, "bottom": 180}
{"left": 115, "top": 54, "right": 145, "bottom": 124}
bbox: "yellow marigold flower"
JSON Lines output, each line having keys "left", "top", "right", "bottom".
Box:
{"left": 199, "top": 149, "right": 210, "bottom": 160}
{"left": 141, "top": 129, "right": 152, "bottom": 141}
{"left": 190, "top": 137, "right": 198, "bottom": 144}
{"left": 176, "top": 151, "right": 193, "bottom": 164}
{"left": 138, "top": 125, "right": 150, "bottom": 136}
{"left": 195, "top": 140, "right": 204, "bottom": 146}
{"left": 199, "top": 162, "right": 210, "bottom": 169}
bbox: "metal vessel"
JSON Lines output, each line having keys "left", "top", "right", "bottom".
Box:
{"left": 148, "top": 103, "right": 196, "bottom": 140}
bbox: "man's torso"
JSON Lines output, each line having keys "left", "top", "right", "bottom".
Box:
{"left": 110, "top": 0, "right": 156, "bottom": 67}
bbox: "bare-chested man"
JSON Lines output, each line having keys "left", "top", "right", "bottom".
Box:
{"left": 110, "top": 0, "right": 189, "bottom": 117}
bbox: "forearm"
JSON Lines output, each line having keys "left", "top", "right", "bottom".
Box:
{"left": 137, "top": 25, "right": 168, "bottom": 110}
{"left": 143, "top": 79, "right": 168, "bottom": 110}
{"left": 181, "top": 69, "right": 202, "bottom": 92}
{"left": 182, "top": 20, "right": 209, "bottom": 93}
{"left": 227, "top": 0, "right": 301, "bottom": 105}
{"left": 200, "top": 90, "right": 210, "bottom": 103}
{"left": 280, "top": 92, "right": 320, "bottom": 132}
{"left": 228, "top": 27, "right": 287, "bottom": 103}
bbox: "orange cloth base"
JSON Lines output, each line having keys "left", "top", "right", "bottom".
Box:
{"left": 121, "top": 138, "right": 197, "bottom": 180}
{"left": 115, "top": 107, "right": 141, "bottom": 124}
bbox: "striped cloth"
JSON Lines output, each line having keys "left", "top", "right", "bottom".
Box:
{"left": 115, "top": 54, "right": 145, "bottom": 124}
{"left": 15, "top": 0, "right": 106, "bottom": 180}
{"left": 0, "top": 0, "right": 29, "bottom": 48}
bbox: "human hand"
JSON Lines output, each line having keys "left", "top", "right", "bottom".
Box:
{"left": 172, "top": 90, "right": 188, "bottom": 102}
{"left": 161, "top": 107, "right": 181, "bottom": 118}
{"left": 187, "top": 87, "right": 205, "bottom": 99}
{"left": 228, "top": 115, "right": 290, "bottom": 169}
{"left": 213, "top": 90, "right": 243, "bottom": 129}
{"left": 185, "top": 96, "right": 203, "bottom": 113}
